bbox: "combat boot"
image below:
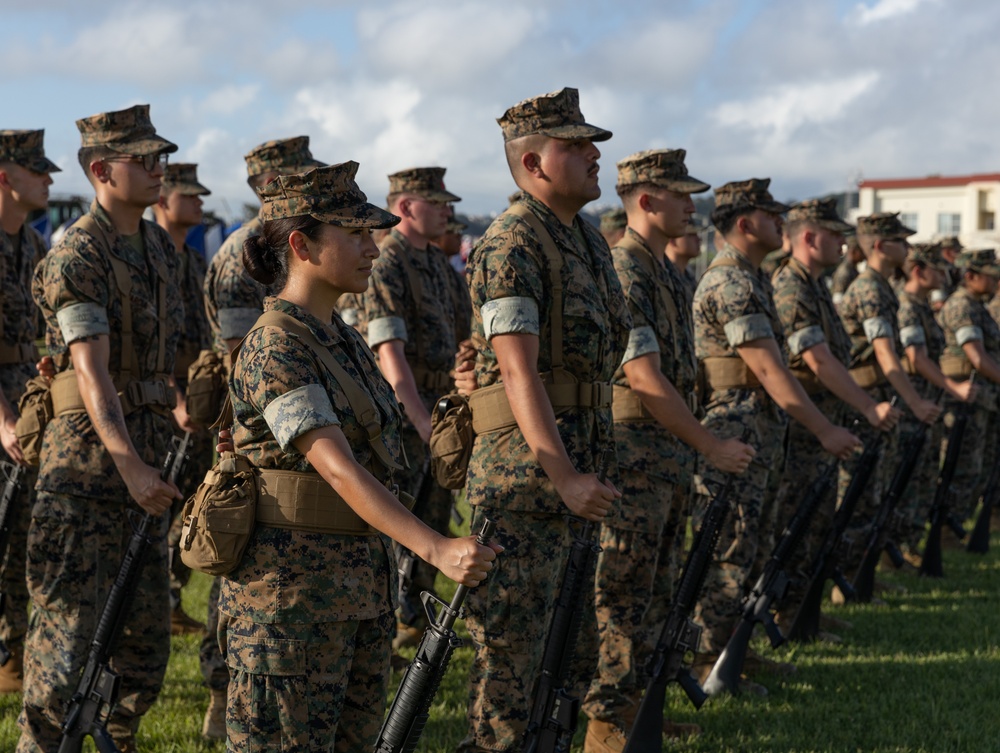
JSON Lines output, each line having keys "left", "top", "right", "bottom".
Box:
{"left": 202, "top": 687, "right": 227, "bottom": 740}
{"left": 392, "top": 622, "right": 424, "bottom": 651}
{"left": 584, "top": 719, "right": 628, "bottom": 753}
{"left": 819, "top": 612, "right": 853, "bottom": 631}
{"left": 621, "top": 696, "right": 701, "bottom": 739}
{"left": 171, "top": 606, "right": 206, "bottom": 636}
{"left": 744, "top": 648, "right": 796, "bottom": 677}
{"left": 0, "top": 645, "right": 24, "bottom": 693}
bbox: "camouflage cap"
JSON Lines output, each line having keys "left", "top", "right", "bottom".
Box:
{"left": 76, "top": 104, "right": 177, "bottom": 156}
{"left": 599, "top": 207, "right": 627, "bottom": 233}
{"left": 446, "top": 216, "right": 467, "bottom": 234}
{"left": 786, "top": 197, "right": 853, "bottom": 233}
{"left": 161, "top": 163, "right": 210, "bottom": 196}
{"left": 257, "top": 162, "right": 400, "bottom": 230}
{"left": 855, "top": 212, "right": 915, "bottom": 239}
{"left": 387, "top": 166, "right": 461, "bottom": 203}
{"left": 244, "top": 136, "right": 324, "bottom": 179}
{"left": 615, "top": 149, "right": 710, "bottom": 194}
{"left": 497, "top": 87, "right": 612, "bottom": 143}
{"left": 0, "top": 129, "right": 61, "bottom": 173}
{"left": 713, "top": 178, "right": 790, "bottom": 214}
{"left": 955, "top": 248, "right": 1000, "bottom": 278}
{"left": 907, "top": 242, "right": 948, "bottom": 271}
{"left": 938, "top": 235, "right": 963, "bottom": 252}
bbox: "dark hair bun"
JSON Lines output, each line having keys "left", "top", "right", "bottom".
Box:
{"left": 242, "top": 235, "right": 279, "bottom": 285}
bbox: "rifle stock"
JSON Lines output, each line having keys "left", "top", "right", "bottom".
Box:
{"left": 967, "top": 460, "right": 1000, "bottom": 553}
{"left": 0, "top": 460, "right": 25, "bottom": 667}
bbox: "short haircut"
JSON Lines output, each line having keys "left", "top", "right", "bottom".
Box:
{"left": 856, "top": 234, "right": 877, "bottom": 257}
{"left": 616, "top": 182, "right": 661, "bottom": 204}
{"left": 710, "top": 203, "right": 755, "bottom": 236}
{"left": 784, "top": 219, "right": 818, "bottom": 244}
{"left": 77, "top": 145, "right": 118, "bottom": 179}
{"left": 504, "top": 133, "right": 549, "bottom": 178}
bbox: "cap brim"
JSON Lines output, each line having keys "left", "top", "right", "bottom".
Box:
{"left": 168, "top": 182, "right": 211, "bottom": 196}
{"left": 418, "top": 189, "right": 462, "bottom": 203}
{"left": 313, "top": 203, "right": 401, "bottom": 230}
{"left": 817, "top": 219, "right": 854, "bottom": 233}
{"left": 541, "top": 123, "right": 613, "bottom": 142}
{"left": 760, "top": 199, "right": 791, "bottom": 214}
{"left": 22, "top": 155, "right": 62, "bottom": 173}
{"left": 109, "top": 135, "right": 178, "bottom": 156}
{"left": 662, "top": 177, "right": 711, "bottom": 195}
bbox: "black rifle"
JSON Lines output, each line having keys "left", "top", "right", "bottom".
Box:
{"left": 920, "top": 382, "right": 975, "bottom": 578}
{"left": 522, "top": 452, "right": 608, "bottom": 753}
{"left": 622, "top": 474, "right": 735, "bottom": 753}
{"left": 703, "top": 459, "right": 839, "bottom": 696}
{"left": 375, "top": 517, "right": 497, "bottom": 753}
{"left": 852, "top": 389, "right": 943, "bottom": 600}
{"left": 967, "top": 459, "right": 1000, "bottom": 554}
{"left": 0, "top": 460, "right": 26, "bottom": 667}
{"left": 58, "top": 440, "right": 186, "bottom": 753}
{"left": 786, "top": 432, "right": 884, "bottom": 642}
{"left": 396, "top": 460, "right": 435, "bottom": 627}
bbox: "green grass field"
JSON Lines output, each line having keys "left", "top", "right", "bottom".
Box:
{"left": 3, "top": 530, "right": 999, "bottom": 752}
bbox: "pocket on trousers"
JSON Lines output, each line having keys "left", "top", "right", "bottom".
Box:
{"left": 26, "top": 514, "right": 84, "bottom": 613}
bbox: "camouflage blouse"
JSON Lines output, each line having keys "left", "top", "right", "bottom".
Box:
{"left": 838, "top": 267, "right": 901, "bottom": 367}
{"left": 174, "top": 243, "right": 212, "bottom": 377}
{"left": 203, "top": 216, "right": 268, "bottom": 357}
{"left": 897, "top": 289, "right": 944, "bottom": 399}
{"left": 939, "top": 287, "right": 1000, "bottom": 408}
{"left": 0, "top": 223, "right": 46, "bottom": 405}
{"left": 223, "top": 296, "right": 402, "bottom": 623}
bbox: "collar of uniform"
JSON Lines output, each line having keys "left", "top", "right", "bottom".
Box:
{"left": 783, "top": 255, "right": 818, "bottom": 283}
{"left": 88, "top": 198, "right": 153, "bottom": 272}
{"left": 263, "top": 296, "right": 343, "bottom": 347}
{"left": 717, "top": 242, "right": 755, "bottom": 273}
{"left": 517, "top": 191, "right": 597, "bottom": 265}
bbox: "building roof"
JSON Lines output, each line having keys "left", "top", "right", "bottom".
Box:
{"left": 859, "top": 173, "right": 1000, "bottom": 190}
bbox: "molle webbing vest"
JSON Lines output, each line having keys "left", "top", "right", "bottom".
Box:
{"left": 468, "top": 202, "right": 613, "bottom": 435}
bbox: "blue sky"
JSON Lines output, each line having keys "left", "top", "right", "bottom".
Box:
{"left": 2, "top": 0, "right": 997, "bottom": 220}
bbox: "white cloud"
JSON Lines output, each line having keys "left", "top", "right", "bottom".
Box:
{"left": 851, "top": 0, "right": 934, "bottom": 26}
{"left": 199, "top": 84, "right": 260, "bottom": 116}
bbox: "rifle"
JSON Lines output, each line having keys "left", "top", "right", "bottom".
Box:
{"left": 920, "top": 376, "right": 975, "bottom": 578}
{"left": 522, "top": 451, "right": 608, "bottom": 753}
{"left": 622, "top": 474, "right": 735, "bottom": 753}
{"left": 786, "top": 431, "right": 885, "bottom": 642}
{"left": 58, "top": 442, "right": 184, "bottom": 753}
{"left": 396, "top": 459, "right": 435, "bottom": 627}
{"left": 852, "top": 389, "right": 943, "bottom": 601}
{"left": 375, "top": 517, "right": 497, "bottom": 753}
{"left": 0, "top": 460, "right": 26, "bottom": 667}
{"left": 703, "top": 459, "right": 839, "bottom": 696}
{"left": 967, "top": 459, "right": 1000, "bottom": 554}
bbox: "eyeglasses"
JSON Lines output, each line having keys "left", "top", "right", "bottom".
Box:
{"left": 103, "top": 153, "right": 169, "bottom": 172}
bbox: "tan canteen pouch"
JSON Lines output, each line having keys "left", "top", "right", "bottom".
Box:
{"left": 429, "top": 393, "right": 474, "bottom": 490}
{"left": 186, "top": 348, "right": 227, "bottom": 427}
{"left": 14, "top": 375, "right": 54, "bottom": 468}
{"left": 179, "top": 452, "right": 259, "bottom": 576}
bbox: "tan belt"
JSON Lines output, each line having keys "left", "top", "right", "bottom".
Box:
{"left": 411, "top": 367, "right": 453, "bottom": 393}
{"left": 612, "top": 385, "right": 655, "bottom": 423}
{"left": 900, "top": 355, "right": 917, "bottom": 376}
{"left": 940, "top": 354, "right": 973, "bottom": 379}
{"left": 789, "top": 367, "right": 826, "bottom": 395}
{"left": 0, "top": 341, "right": 39, "bottom": 366}
{"left": 469, "top": 378, "right": 613, "bottom": 435}
{"left": 849, "top": 362, "right": 886, "bottom": 389}
{"left": 701, "top": 357, "right": 761, "bottom": 391}
{"left": 50, "top": 370, "right": 176, "bottom": 416}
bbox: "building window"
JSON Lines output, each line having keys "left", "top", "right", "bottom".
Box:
{"left": 937, "top": 213, "right": 961, "bottom": 235}
{"left": 980, "top": 211, "right": 995, "bottom": 231}
{"left": 900, "top": 213, "right": 918, "bottom": 232}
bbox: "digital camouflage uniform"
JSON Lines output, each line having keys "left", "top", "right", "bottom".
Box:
{"left": 18, "top": 103, "right": 183, "bottom": 753}
{"left": 221, "top": 163, "right": 403, "bottom": 752}
{"left": 937, "top": 251, "right": 1000, "bottom": 521}
{"left": 769, "top": 199, "right": 855, "bottom": 618}
{"left": 582, "top": 148, "right": 709, "bottom": 726}
{"left": 836, "top": 212, "right": 915, "bottom": 578}
{"left": 363, "top": 167, "right": 463, "bottom": 609}
{"left": 830, "top": 252, "right": 860, "bottom": 309}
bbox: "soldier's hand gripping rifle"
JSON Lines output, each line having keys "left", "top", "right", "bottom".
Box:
{"left": 703, "top": 459, "right": 839, "bottom": 697}
{"left": 920, "top": 375, "right": 976, "bottom": 578}
{"left": 622, "top": 473, "right": 736, "bottom": 753}
{"left": 852, "top": 389, "right": 943, "bottom": 601}
{"left": 0, "top": 460, "right": 26, "bottom": 667}
{"left": 787, "top": 427, "right": 886, "bottom": 642}
{"left": 522, "top": 452, "right": 609, "bottom": 753}
{"left": 58, "top": 440, "right": 186, "bottom": 753}
{"left": 375, "top": 517, "right": 498, "bottom": 753}
{"left": 966, "top": 457, "right": 1000, "bottom": 554}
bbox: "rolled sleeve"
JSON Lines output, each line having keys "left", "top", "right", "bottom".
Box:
{"left": 899, "top": 324, "right": 927, "bottom": 348}
{"left": 787, "top": 325, "right": 826, "bottom": 357}
{"left": 218, "top": 307, "right": 262, "bottom": 341}
{"left": 862, "top": 316, "right": 893, "bottom": 343}
{"left": 724, "top": 313, "right": 774, "bottom": 347}
{"left": 956, "top": 325, "right": 984, "bottom": 346}
{"left": 622, "top": 325, "right": 660, "bottom": 364}
{"left": 263, "top": 383, "right": 340, "bottom": 452}
{"left": 367, "top": 316, "right": 408, "bottom": 347}
{"left": 56, "top": 302, "right": 108, "bottom": 344}
{"left": 482, "top": 296, "right": 540, "bottom": 339}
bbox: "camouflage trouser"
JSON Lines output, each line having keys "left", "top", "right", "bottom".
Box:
{"left": 837, "top": 386, "right": 898, "bottom": 579}
{"left": 897, "top": 413, "right": 944, "bottom": 551}
{"left": 691, "top": 400, "right": 786, "bottom": 654}
{"left": 0, "top": 462, "right": 35, "bottom": 655}
{"left": 16, "top": 491, "right": 170, "bottom": 753}
{"left": 200, "top": 575, "right": 229, "bottom": 689}
{"left": 941, "top": 399, "right": 997, "bottom": 522}
{"left": 458, "top": 507, "right": 599, "bottom": 753}
{"left": 166, "top": 427, "right": 215, "bottom": 609}
{"left": 218, "top": 609, "right": 394, "bottom": 752}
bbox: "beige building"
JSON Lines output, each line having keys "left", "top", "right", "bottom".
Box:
{"left": 851, "top": 172, "right": 1000, "bottom": 249}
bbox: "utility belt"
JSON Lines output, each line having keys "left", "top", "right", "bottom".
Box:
{"left": 699, "top": 356, "right": 762, "bottom": 392}
{"left": 939, "top": 354, "right": 973, "bottom": 380}
{"left": 788, "top": 367, "right": 826, "bottom": 395}
{"left": 50, "top": 369, "right": 175, "bottom": 417}
{"left": 849, "top": 362, "right": 887, "bottom": 390}
{"left": 0, "top": 341, "right": 39, "bottom": 366}
{"left": 468, "top": 373, "right": 613, "bottom": 435}
{"left": 256, "top": 468, "right": 413, "bottom": 535}
{"left": 611, "top": 384, "right": 698, "bottom": 422}
{"left": 411, "top": 366, "right": 453, "bottom": 393}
